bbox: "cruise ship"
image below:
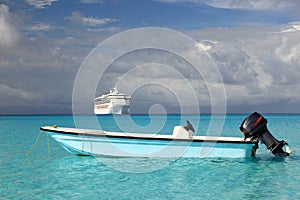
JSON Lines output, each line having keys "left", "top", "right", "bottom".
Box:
{"left": 94, "top": 88, "right": 131, "bottom": 115}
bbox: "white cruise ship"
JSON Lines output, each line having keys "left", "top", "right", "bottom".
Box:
{"left": 94, "top": 88, "right": 131, "bottom": 115}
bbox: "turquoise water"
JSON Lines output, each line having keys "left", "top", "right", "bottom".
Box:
{"left": 1, "top": 114, "right": 300, "bottom": 199}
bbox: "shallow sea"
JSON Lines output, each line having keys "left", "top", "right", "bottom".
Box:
{"left": 1, "top": 114, "right": 300, "bottom": 199}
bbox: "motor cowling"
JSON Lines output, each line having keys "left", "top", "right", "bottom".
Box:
{"left": 240, "top": 112, "right": 289, "bottom": 156}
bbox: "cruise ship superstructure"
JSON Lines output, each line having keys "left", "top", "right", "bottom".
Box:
{"left": 94, "top": 88, "right": 131, "bottom": 115}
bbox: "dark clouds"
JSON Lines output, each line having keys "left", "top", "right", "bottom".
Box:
{"left": 0, "top": 3, "right": 81, "bottom": 114}
{"left": 0, "top": 2, "right": 300, "bottom": 114}
{"left": 188, "top": 23, "right": 300, "bottom": 112}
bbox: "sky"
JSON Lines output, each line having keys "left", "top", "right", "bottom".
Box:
{"left": 0, "top": 0, "right": 300, "bottom": 114}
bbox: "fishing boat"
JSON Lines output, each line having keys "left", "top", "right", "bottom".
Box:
{"left": 40, "top": 121, "right": 259, "bottom": 158}
{"left": 40, "top": 112, "right": 291, "bottom": 158}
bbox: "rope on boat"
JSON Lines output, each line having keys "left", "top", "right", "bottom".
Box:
{"left": 81, "top": 134, "right": 85, "bottom": 154}
{"left": 26, "top": 130, "right": 43, "bottom": 156}
{"left": 26, "top": 125, "right": 56, "bottom": 157}
{"left": 251, "top": 143, "right": 259, "bottom": 156}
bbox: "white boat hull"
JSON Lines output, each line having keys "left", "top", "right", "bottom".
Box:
{"left": 41, "top": 126, "right": 258, "bottom": 158}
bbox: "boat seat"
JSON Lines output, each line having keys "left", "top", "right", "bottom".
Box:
{"left": 172, "top": 126, "right": 192, "bottom": 139}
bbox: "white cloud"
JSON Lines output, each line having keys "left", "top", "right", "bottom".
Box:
{"left": 157, "top": 0, "right": 296, "bottom": 10}
{"left": 66, "top": 11, "right": 117, "bottom": 27}
{"left": 248, "top": 55, "right": 273, "bottom": 89}
{"left": 279, "top": 22, "right": 300, "bottom": 33}
{"left": 0, "top": 4, "right": 19, "bottom": 47}
{"left": 79, "top": 0, "right": 103, "bottom": 3}
{"left": 25, "top": 0, "right": 58, "bottom": 9}
{"left": 275, "top": 36, "right": 300, "bottom": 65}
{"left": 26, "top": 22, "right": 52, "bottom": 31}
{"left": 195, "top": 42, "right": 211, "bottom": 51}
{"left": 203, "top": 0, "right": 292, "bottom": 10}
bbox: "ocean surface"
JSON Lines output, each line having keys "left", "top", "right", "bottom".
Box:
{"left": 1, "top": 114, "right": 300, "bottom": 199}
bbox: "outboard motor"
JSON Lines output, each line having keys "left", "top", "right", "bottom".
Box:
{"left": 240, "top": 112, "right": 289, "bottom": 156}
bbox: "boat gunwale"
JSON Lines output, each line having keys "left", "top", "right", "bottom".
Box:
{"left": 40, "top": 126, "right": 258, "bottom": 144}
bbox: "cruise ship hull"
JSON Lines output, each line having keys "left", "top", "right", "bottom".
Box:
{"left": 94, "top": 104, "right": 130, "bottom": 115}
